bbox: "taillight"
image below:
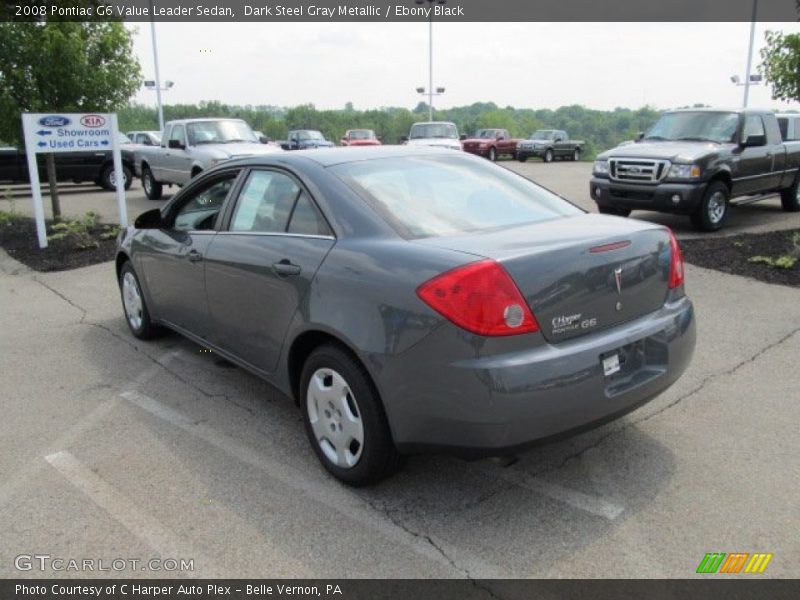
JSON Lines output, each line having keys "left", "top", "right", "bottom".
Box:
{"left": 416, "top": 259, "right": 539, "bottom": 336}
{"left": 667, "top": 229, "right": 685, "bottom": 289}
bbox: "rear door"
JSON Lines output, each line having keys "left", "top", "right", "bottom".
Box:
{"left": 204, "top": 168, "right": 335, "bottom": 373}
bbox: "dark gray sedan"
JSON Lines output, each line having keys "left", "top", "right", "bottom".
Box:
{"left": 116, "top": 147, "right": 696, "bottom": 485}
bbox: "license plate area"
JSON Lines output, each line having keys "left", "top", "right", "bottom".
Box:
{"left": 601, "top": 335, "right": 668, "bottom": 397}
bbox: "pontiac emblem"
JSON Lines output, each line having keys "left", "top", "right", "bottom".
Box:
{"left": 614, "top": 267, "right": 623, "bottom": 294}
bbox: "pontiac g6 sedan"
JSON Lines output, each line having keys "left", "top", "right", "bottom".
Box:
{"left": 116, "top": 147, "right": 696, "bottom": 485}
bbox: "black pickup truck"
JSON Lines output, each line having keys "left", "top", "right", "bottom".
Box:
{"left": 0, "top": 143, "right": 134, "bottom": 191}
{"left": 590, "top": 108, "right": 800, "bottom": 231}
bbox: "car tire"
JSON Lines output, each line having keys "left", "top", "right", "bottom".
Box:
{"left": 780, "top": 175, "right": 800, "bottom": 212}
{"left": 544, "top": 149, "right": 554, "bottom": 163}
{"left": 517, "top": 154, "right": 527, "bottom": 162}
{"left": 300, "top": 344, "right": 403, "bottom": 486}
{"left": 598, "top": 205, "right": 632, "bottom": 217}
{"left": 100, "top": 164, "right": 132, "bottom": 191}
{"left": 691, "top": 181, "right": 729, "bottom": 232}
{"left": 119, "top": 262, "right": 164, "bottom": 340}
{"left": 488, "top": 147, "right": 497, "bottom": 162}
{"left": 142, "top": 167, "right": 163, "bottom": 200}
{"left": 573, "top": 148, "right": 581, "bottom": 161}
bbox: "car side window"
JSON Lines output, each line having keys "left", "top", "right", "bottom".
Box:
{"left": 743, "top": 115, "right": 765, "bottom": 139}
{"left": 172, "top": 176, "right": 236, "bottom": 232}
{"left": 288, "top": 192, "right": 332, "bottom": 236}
{"left": 230, "top": 171, "right": 301, "bottom": 233}
{"left": 169, "top": 124, "right": 186, "bottom": 147}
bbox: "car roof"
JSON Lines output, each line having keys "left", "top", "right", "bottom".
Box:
{"left": 166, "top": 118, "right": 247, "bottom": 124}
{"left": 664, "top": 107, "right": 774, "bottom": 115}
{"left": 223, "top": 145, "right": 467, "bottom": 168}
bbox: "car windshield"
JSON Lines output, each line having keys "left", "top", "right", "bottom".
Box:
{"left": 475, "top": 129, "right": 499, "bottom": 139}
{"left": 186, "top": 120, "right": 258, "bottom": 145}
{"left": 331, "top": 155, "right": 581, "bottom": 238}
{"left": 645, "top": 111, "right": 739, "bottom": 143}
{"left": 298, "top": 130, "right": 325, "bottom": 141}
{"left": 409, "top": 123, "right": 458, "bottom": 139}
{"left": 531, "top": 131, "right": 555, "bottom": 140}
{"left": 349, "top": 130, "right": 374, "bottom": 140}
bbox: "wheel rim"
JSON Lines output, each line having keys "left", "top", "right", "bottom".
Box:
{"left": 546, "top": 150, "right": 553, "bottom": 162}
{"left": 489, "top": 148, "right": 496, "bottom": 161}
{"left": 707, "top": 191, "right": 727, "bottom": 224}
{"left": 143, "top": 171, "right": 152, "bottom": 195}
{"left": 795, "top": 183, "right": 800, "bottom": 202}
{"left": 306, "top": 368, "right": 364, "bottom": 469}
{"left": 122, "top": 272, "right": 144, "bottom": 330}
{"left": 574, "top": 150, "right": 580, "bottom": 160}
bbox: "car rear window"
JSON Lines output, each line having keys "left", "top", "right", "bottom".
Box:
{"left": 330, "top": 155, "right": 582, "bottom": 238}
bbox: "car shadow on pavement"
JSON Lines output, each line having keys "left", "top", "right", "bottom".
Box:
{"left": 78, "top": 319, "right": 678, "bottom": 578}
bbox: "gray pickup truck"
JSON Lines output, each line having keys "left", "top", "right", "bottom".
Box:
{"left": 590, "top": 108, "right": 800, "bottom": 231}
{"left": 134, "top": 118, "right": 283, "bottom": 199}
{"left": 516, "top": 129, "right": 585, "bottom": 163}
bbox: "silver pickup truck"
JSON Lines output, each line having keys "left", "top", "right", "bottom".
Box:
{"left": 134, "top": 118, "right": 283, "bottom": 199}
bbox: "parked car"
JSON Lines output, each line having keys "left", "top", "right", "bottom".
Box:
{"left": 517, "top": 130, "right": 585, "bottom": 163}
{"left": 127, "top": 131, "right": 161, "bottom": 146}
{"left": 134, "top": 118, "right": 283, "bottom": 200}
{"left": 340, "top": 129, "right": 381, "bottom": 146}
{"left": 462, "top": 129, "right": 521, "bottom": 161}
{"left": 116, "top": 146, "right": 696, "bottom": 485}
{"left": 0, "top": 137, "right": 134, "bottom": 191}
{"left": 402, "top": 121, "right": 463, "bottom": 151}
{"left": 281, "top": 130, "right": 335, "bottom": 150}
{"left": 590, "top": 108, "right": 800, "bottom": 231}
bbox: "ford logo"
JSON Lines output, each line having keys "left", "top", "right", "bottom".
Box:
{"left": 38, "top": 115, "right": 71, "bottom": 128}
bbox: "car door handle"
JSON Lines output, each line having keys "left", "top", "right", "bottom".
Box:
{"left": 272, "top": 260, "right": 301, "bottom": 277}
{"left": 187, "top": 250, "right": 203, "bottom": 263}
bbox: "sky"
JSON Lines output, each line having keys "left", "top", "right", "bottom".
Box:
{"left": 127, "top": 22, "right": 800, "bottom": 113}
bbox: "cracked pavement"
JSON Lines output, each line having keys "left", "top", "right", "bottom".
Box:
{"left": 1, "top": 175, "right": 799, "bottom": 580}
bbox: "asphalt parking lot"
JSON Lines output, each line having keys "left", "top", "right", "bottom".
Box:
{"left": 1, "top": 161, "right": 799, "bottom": 580}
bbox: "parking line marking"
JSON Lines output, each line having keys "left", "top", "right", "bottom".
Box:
{"left": 475, "top": 464, "right": 625, "bottom": 520}
{"left": 44, "top": 450, "right": 222, "bottom": 577}
{"left": 120, "top": 389, "right": 505, "bottom": 578}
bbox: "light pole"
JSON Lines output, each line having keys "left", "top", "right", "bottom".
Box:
{"left": 416, "top": 0, "right": 446, "bottom": 121}
{"left": 416, "top": 86, "right": 446, "bottom": 120}
{"left": 144, "top": 80, "right": 174, "bottom": 132}
{"left": 742, "top": 0, "right": 759, "bottom": 108}
{"left": 148, "top": 0, "right": 169, "bottom": 132}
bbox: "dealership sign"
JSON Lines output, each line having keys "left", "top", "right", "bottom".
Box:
{"left": 21, "top": 112, "right": 128, "bottom": 248}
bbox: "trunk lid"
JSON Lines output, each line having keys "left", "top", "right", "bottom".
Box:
{"left": 415, "top": 214, "right": 673, "bottom": 343}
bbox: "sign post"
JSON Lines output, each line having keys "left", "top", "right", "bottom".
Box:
{"left": 21, "top": 112, "right": 128, "bottom": 249}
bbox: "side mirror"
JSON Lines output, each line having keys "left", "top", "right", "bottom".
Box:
{"left": 635, "top": 131, "right": 645, "bottom": 142}
{"left": 498, "top": 135, "right": 506, "bottom": 140}
{"left": 134, "top": 208, "right": 163, "bottom": 229}
{"left": 401, "top": 135, "right": 409, "bottom": 143}
{"left": 459, "top": 134, "right": 467, "bottom": 141}
{"left": 259, "top": 135, "right": 271, "bottom": 144}
{"left": 742, "top": 134, "right": 766, "bottom": 147}
{"left": 168, "top": 139, "right": 185, "bottom": 150}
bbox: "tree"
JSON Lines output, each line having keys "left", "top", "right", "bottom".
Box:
{"left": 0, "top": 20, "right": 141, "bottom": 218}
{"left": 760, "top": 30, "right": 800, "bottom": 104}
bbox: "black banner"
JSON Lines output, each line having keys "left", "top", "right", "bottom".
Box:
{"left": 2, "top": 580, "right": 800, "bottom": 600}
{"left": 2, "top": 0, "right": 799, "bottom": 22}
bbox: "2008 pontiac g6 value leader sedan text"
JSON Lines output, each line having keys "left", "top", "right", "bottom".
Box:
{"left": 116, "top": 147, "right": 696, "bottom": 485}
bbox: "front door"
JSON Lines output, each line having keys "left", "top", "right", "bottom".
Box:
{"left": 137, "top": 171, "right": 241, "bottom": 339}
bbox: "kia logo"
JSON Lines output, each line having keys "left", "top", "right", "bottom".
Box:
{"left": 80, "top": 114, "right": 106, "bottom": 128}
{"left": 38, "top": 116, "right": 70, "bottom": 128}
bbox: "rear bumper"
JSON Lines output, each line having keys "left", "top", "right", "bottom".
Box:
{"left": 382, "top": 296, "right": 695, "bottom": 456}
{"left": 590, "top": 177, "right": 707, "bottom": 214}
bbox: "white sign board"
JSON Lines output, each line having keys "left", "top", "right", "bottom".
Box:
{"left": 21, "top": 112, "right": 128, "bottom": 248}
